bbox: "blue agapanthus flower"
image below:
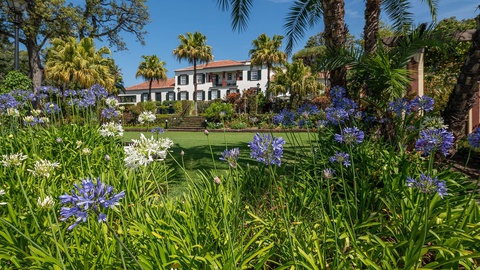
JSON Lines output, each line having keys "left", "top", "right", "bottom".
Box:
{"left": 407, "top": 173, "right": 448, "bottom": 198}
{"left": 248, "top": 133, "right": 285, "bottom": 166}
{"left": 101, "top": 107, "right": 119, "bottom": 119}
{"left": 334, "top": 126, "right": 365, "bottom": 144}
{"left": 388, "top": 98, "right": 411, "bottom": 116}
{"left": 219, "top": 148, "right": 240, "bottom": 168}
{"left": 151, "top": 127, "right": 165, "bottom": 134}
{"left": 329, "top": 86, "right": 347, "bottom": 104}
{"left": 325, "top": 107, "right": 349, "bottom": 125}
{"left": 59, "top": 178, "right": 125, "bottom": 230}
{"left": 0, "top": 93, "right": 19, "bottom": 112}
{"left": 468, "top": 127, "right": 480, "bottom": 148}
{"left": 298, "top": 103, "right": 319, "bottom": 118}
{"left": 329, "top": 151, "right": 351, "bottom": 167}
{"left": 43, "top": 102, "right": 61, "bottom": 114}
{"left": 409, "top": 96, "right": 434, "bottom": 113}
{"left": 415, "top": 128, "right": 454, "bottom": 156}
{"left": 273, "top": 109, "right": 296, "bottom": 127}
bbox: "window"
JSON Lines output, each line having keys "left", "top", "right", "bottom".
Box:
{"left": 155, "top": 93, "right": 162, "bottom": 102}
{"left": 251, "top": 70, "right": 258, "bottom": 80}
{"left": 178, "top": 74, "right": 189, "bottom": 85}
{"left": 227, "top": 73, "right": 232, "bottom": 80}
{"left": 180, "top": 91, "right": 187, "bottom": 100}
{"left": 238, "top": 71, "right": 243, "bottom": 81}
{"left": 118, "top": 95, "right": 136, "bottom": 103}
{"left": 196, "top": 74, "right": 204, "bottom": 84}
{"left": 210, "top": 90, "right": 219, "bottom": 100}
{"left": 196, "top": 91, "right": 204, "bottom": 101}
{"left": 141, "top": 93, "right": 149, "bottom": 102}
{"left": 167, "top": 91, "right": 175, "bottom": 101}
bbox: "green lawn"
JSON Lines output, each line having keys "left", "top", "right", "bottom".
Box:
{"left": 125, "top": 130, "right": 316, "bottom": 194}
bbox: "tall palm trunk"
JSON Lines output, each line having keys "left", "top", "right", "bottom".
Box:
{"left": 364, "top": 0, "right": 382, "bottom": 54}
{"left": 442, "top": 15, "right": 480, "bottom": 147}
{"left": 322, "top": 0, "right": 348, "bottom": 88}
{"left": 193, "top": 58, "right": 198, "bottom": 116}
{"left": 148, "top": 79, "right": 153, "bottom": 101}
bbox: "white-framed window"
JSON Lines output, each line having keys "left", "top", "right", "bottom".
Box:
{"left": 197, "top": 91, "right": 203, "bottom": 100}
{"left": 180, "top": 91, "right": 187, "bottom": 100}
{"left": 196, "top": 74, "right": 204, "bottom": 84}
{"left": 168, "top": 92, "right": 175, "bottom": 101}
{"left": 118, "top": 95, "right": 136, "bottom": 103}
{"left": 251, "top": 70, "right": 258, "bottom": 80}
{"left": 180, "top": 75, "right": 188, "bottom": 85}
{"left": 141, "top": 93, "right": 149, "bottom": 102}
{"left": 227, "top": 73, "right": 232, "bottom": 80}
{"left": 211, "top": 90, "right": 218, "bottom": 100}
{"left": 238, "top": 71, "right": 243, "bottom": 81}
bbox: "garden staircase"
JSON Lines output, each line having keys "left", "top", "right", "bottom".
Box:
{"left": 169, "top": 116, "right": 206, "bottom": 131}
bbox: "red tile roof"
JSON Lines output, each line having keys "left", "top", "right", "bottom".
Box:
{"left": 175, "top": 60, "right": 247, "bottom": 72}
{"left": 126, "top": 78, "right": 175, "bottom": 91}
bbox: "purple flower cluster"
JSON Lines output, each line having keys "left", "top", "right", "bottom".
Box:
{"left": 325, "top": 86, "right": 358, "bottom": 125}
{"left": 415, "top": 128, "right": 454, "bottom": 156}
{"left": 407, "top": 173, "right": 448, "bottom": 198}
{"left": 273, "top": 109, "right": 296, "bottom": 127}
{"left": 151, "top": 127, "right": 165, "bottom": 134}
{"left": 298, "top": 103, "right": 319, "bottom": 118}
{"left": 219, "top": 148, "right": 240, "bottom": 168}
{"left": 43, "top": 102, "right": 61, "bottom": 114}
{"left": 329, "top": 151, "right": 351, "bottom": 167}
{"left": 388, "top": 96, "right": 435, "bottom": 117}
{"left": 101, "top": 107, "right": 119, "bottom": 119}
{"left": 248, "top": 133, "right": 285, "bottom": 166}
{"left": 37, "top": 86, "right": 61, "bottom": 98}
{"left": 468, "top": 127, "right": 480, "bottom": 148}
{"left": 0, "top": 94, "right": 19, "bottom": 112}
{"left": 59, "top": 178, "right": 125, "bottom": 230}
{"left": 334, "top": 126, "right": 365, "bottom": 144}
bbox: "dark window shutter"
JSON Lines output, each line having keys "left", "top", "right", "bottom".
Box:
{"left": 226, "top": 90, "right": 230, "bottom": 95}
{"left": 202, "top": 91, "right": 205, "bottom": 100}
{"left": 208, "top": 91, "right": 211, "bottom": 100}
{"left": 187, "top": 92, "right": 189, "bottom": 100}
{"left": 186, "top": 75, "right": 189, "bottom": 85}
{"left": 202, "top": 74, "right": 205, "bottom": 84}
{"left": 177, "top": 92, "right": 181, "bottom": 100}
{"left": 177, "top": 76, "right": 180, "bottom": 85}
{"left": 257, "top": 70, "right": 262, "bottom": 80}
{"left": 247, "top": 71, "right": 251, "bottom": 81}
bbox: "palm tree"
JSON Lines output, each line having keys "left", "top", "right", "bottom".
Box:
{"left": 270, "top": 59, "right": 323, "bottom": 110}
{"left": 135, "top": 55, "right": 168, "bottom": 101}
{"left": 173, "top": 31, "right": 213, "bottom": 115}
{"left": 249, "top": 33, "right": 287, "bottom": 99}
{"left": 45, "top": 37, "right": 116, "bottom": 94}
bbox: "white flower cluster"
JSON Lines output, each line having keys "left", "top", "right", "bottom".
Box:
{"left": 7, "top": 108, "right": 20, "bottom": 117}
{"left": 421, "top": 116, "right": 448, "bottom": 130}
{"left": 37, "top": 195, "right": 55, "bottom": 209}
{"left": 27, "top": 159, "right": 60, "bottom": 178}
{"left": 138, "top": 111, "right": 156, "bottom": 124}
{"left": 124, "top": 133, "right": 173, "bottom": 169}
{"left": 105, "top": 97, "right": 119, "bottom": 108}
{"left": 1, "top": 152, "right": 28, "bottom": 167}
{"left": 99, "top": 122, "right": 124, "bottom": 137}
{"left": 0, "top": 189, "right": 6, "bottom": 206}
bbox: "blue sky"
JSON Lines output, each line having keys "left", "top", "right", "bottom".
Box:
{"left": 109, "top": 0, "right": 478, "bottom": 87}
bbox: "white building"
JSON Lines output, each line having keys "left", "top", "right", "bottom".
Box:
{"left": 119, "top": 59, "right": 271, "bottom": 104}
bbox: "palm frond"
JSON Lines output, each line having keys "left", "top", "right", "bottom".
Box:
{"left": 284, "top": 0, "right": 323, "bottom": 56}
{"left": 382, "top": 0, "right": 413, "bottom": 33}
{"left": 231, "top": 0, "right": 253, "bottom": 32}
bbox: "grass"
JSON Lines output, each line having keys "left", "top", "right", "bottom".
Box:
{"left": 125, "top": 130, "right": 314, "bottom": 195}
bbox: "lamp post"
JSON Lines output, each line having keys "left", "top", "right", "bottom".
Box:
{"left": 256, "top": 83, "right": 260, "bottom": 94}
{"left": 6, "top": 0, "right": 27, "bottom": 71}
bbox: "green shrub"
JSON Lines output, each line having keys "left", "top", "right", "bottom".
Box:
{"left": 1, "top": 70, "right": 32, "bottom": 93}
{"left": 228, "top": 120, "right": 247, "bottom": 129}
{"left": 204, "top": 102, "right": 234, "bottom": 122}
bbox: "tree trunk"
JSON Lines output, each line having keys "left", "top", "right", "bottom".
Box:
{"left": 26, "top": 38, "right": 43, "bottom": 95}
{"left": 442, "top": 15, "right": 480, "bottom": 148}
{"left": 148, "top": 79, "right": 153, "bottom": 101}
{"left": 322, "top": 0, "right": 348, "bottom": 89}
{"left": 363, "top": 0, "right": 382, "bottom": 54}
{"left": 193, "top": 58, "right": 198, "bottom": 116}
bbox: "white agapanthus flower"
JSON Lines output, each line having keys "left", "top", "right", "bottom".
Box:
{"left": 7, "top": 108, "right": 19, "bottom": 117}
{"left": 28, "top": 159, "right": 60, "bottom": 178}
{"left": 421, "top": 116, "right": 448, "bottom": 130}
{"left": 124, "top": 133, "right": 173, "bottom": 169}
{"left": 23, "top": 115, "right": 35, "bottom": 124}
{"left": 105, "top": 97, "right": 119, "bottom": 108}
{"left": 37, "top": 196, "right": 55, "bottom": 209}
{"left": 31, "top": 109, "right": 42, "bottom": 117}
{"left": 99, "top": 122, "right": 124, "bottom": 137}
{"left": 39, "top": 117, "right": 49, "bottom": 123}
{"left": 138, "top": 111, "right": 156, "bottom": 124}
{"left": 1, "top": 152, "right": 28, "bottom": 167}
{"left": 0, "top": 189, "right": 6, "bottom": 205}
{"left": 81, "top": 148, "right": 92, "bottom": 155}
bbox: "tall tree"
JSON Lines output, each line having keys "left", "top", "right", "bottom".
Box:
{"left": 0, "top": 0, "right": 149, "bottom": 92}
{"left": 249, "top": 33, "right": 286, "bottom": 99}
{"left": 270, "top": 59, "right": 323, "bottom": 110}
{"left": 44, "top": 37, "right": 116, "bottom": 94}
{"left": 173, "top": 31, "right": 213, "bottom": 115}
{"left": 135, "top": 55, "right": 167, "bottom": 101}
{"left": 442, "top": 15, "right": 480, "bottom": 146}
